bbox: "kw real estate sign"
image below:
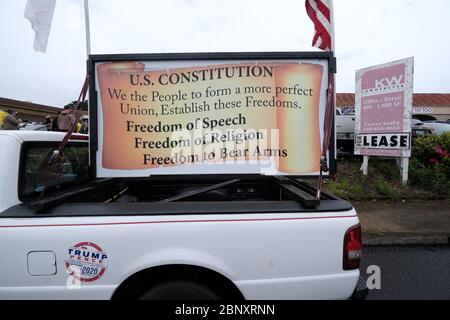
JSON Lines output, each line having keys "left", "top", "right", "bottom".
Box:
{"left": 91, "top": 53, "right": 334, "bottom": 178}
{"left": 355, "top": 57, "right": 414, "bottom": 157}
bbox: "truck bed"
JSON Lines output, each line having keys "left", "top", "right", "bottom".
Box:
{"left": 2, "top": 176, "right": 353, "bottom": 217}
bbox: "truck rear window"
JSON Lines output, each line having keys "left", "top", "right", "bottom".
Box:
{"left": 19, "top": 142, "right": 90, "bottom": 200}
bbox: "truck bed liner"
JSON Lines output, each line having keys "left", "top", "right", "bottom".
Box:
{"left": 2, "top": 200, "right": 353, "bottom": 218}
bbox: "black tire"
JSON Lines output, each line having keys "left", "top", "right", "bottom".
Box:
{"left": 138, "top": 280, "right": 221, "bottom": 300}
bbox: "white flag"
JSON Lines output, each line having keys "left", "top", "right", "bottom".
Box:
{"left": 24, "top": 0, "right": 56, "bottom": 53}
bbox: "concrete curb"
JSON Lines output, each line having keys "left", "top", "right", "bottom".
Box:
{"left": 363, "top": 234, "right": 450, "bottom": 246}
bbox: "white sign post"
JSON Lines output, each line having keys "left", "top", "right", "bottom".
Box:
{"left": 354, "top": 58, "right": 414, "bottom": 186}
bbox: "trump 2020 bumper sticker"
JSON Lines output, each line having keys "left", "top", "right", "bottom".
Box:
{"left": 65, "top": 242, "right": 108, "bottom": 282}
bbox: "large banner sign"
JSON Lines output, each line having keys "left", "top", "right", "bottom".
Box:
{"left": 91, "top": 53, "right": 333, "bottom": 177}
{"left": 355, "top": 57, "right": 414, "bottom": 157}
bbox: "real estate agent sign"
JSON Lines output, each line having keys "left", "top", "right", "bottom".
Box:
{"left": 92, "top": 54, "right": 332, "bottom": 178}
{"left": 355, "top": 57, "right": 414, "bottom": 157}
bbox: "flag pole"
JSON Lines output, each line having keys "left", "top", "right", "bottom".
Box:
{"left": 83, "top": 0, "right": 91, "bottom": 168}
{"left": 329, "top": 0, "right": 335, "bottom": 52}
{"left": 83, "top": 0, "right": 91, "bottom": 57}
{"left": 329, "top": 0, "right": 337, "bottom": 162}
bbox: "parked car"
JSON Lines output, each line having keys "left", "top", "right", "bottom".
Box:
{"left": 422, "top": 121, "right": 450, "bottom": 135}
{"left": 412, "top": 126, "right": 434, "bottom": 138}
{"left": 336, "top": 109, "right": 355, "bottom": 153}
{"left": 412, "top": 119, "right": 425, "bottom": 127}
{"left": 412, "top": 120, "right": 436, "bottom": 137}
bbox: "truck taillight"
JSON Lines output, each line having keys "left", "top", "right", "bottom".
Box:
{"left": 69, "top": 134, "right": 89, "bottom": 141}
{"left": 343, "top": 224, "right": 362, "bottom": 270}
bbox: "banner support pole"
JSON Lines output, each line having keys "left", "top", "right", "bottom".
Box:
{"left": 329, "top": 0, "right": 337, "bottom": 161}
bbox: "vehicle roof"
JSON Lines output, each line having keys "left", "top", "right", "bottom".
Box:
{"left": 425, "top": 122, "right": 450, "bottom": 127}
{"left": 0, "top": 130, "right": 87, "bottom": 142}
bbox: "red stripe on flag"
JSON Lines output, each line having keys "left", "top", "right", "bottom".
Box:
{"left": 316, "top": 0, "right": 331, "bottom": 22}
{"left": 316, "top": 0, "right": 331, "bottom": 21}
{"left": 313, "top": 32, "right": 320, "bottom": 45}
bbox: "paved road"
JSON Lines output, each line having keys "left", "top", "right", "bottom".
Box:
{"left": 360, "top": 246, "right": 450, "bottom": 300}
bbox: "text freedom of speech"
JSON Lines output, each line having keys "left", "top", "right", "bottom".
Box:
{"left": 126, "top": 113, "right": 247, "bottom": 133}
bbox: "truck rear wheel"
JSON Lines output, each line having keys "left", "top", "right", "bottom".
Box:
{"left": 138, "top": 280, "right": 221, "bottom": 300}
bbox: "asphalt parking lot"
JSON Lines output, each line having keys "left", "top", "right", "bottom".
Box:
{"left": 360, "top": 245, "right": 450, "bottom": 300}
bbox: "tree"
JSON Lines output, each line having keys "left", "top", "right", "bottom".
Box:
{"left": 64, "top": 100, "right": 88, "bottom": 111}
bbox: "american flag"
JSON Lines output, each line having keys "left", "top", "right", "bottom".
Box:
{"left": 305, "top": 0, "right": 333, "bottom": 51}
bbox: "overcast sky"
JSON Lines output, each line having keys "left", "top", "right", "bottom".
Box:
{"left": 0, "top": 0, "right": 449, "bottom": 107}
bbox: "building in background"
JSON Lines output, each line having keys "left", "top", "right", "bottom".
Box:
{"left": 2, "top": 94, "right": 448, "bottom": 125}
{"left": 411, "top": 94, "right": 450, "bottom": 122}
{"left": 0, "top": 97, "right": 61, "bottom": 124}
{"left": 336, "top": 93, "right": 450, "bottom": 121}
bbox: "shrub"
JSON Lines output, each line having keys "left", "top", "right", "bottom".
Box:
{"left": 409, "top": 133, "right": 450, "bottom": 195}
{"left": 374, "top": 176, "right": 401, "bottom": 200}
{"left": 372, "top": 160, "right": 401, "bottom": 181}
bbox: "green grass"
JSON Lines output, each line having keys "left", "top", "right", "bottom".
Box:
{"left": 374, "top": 176, "right": 401, "bottom": 200}
{"left": 323, "top": 157, "right": 443, "bottom": 202}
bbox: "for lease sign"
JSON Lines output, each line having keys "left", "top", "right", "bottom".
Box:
{"left": 355, "top": 133, "right": 410, "bottom": 150}
{"left": 92, "top": 54, "right": 332, "bottom": 178}
{"left": 355, "top": 57, "right": 414, "bottom": 157}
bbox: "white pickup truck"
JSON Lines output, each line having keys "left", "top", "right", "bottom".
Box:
{"left": 0, "top": 130, "right": 366, "bottom": 300}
